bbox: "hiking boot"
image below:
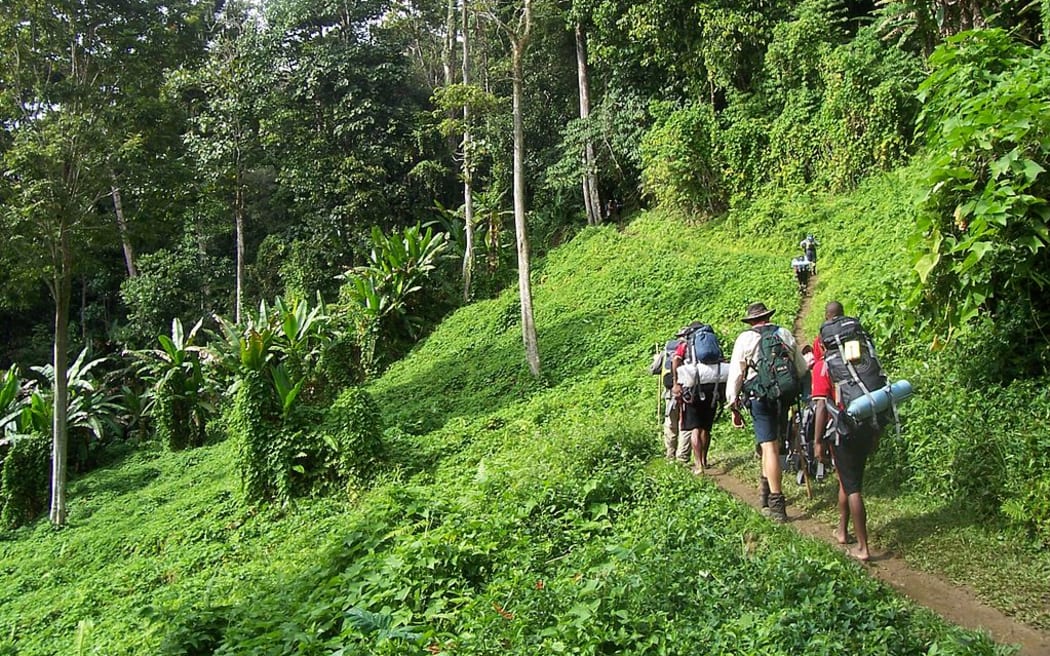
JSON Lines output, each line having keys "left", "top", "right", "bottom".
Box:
{"left": 767, "top": 493, "right": 787, "bottom": 523}
{"left": 759, "top": 476, "right": 770, "bottom": 509}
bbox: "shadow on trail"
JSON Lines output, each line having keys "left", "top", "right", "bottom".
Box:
{"left": 870, "top": 499, "right": 981, "bottom": 552}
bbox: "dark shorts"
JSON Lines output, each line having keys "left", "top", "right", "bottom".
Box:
{"left": 748, "top": 397, "right": 789, "bottom": 445}
{"left": 680, "top": 396, "right": 716, "bottom": 432}
{"left": 832, "top": 429, "right": 875, "bottom": 495}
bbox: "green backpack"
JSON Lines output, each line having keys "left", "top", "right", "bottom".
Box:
{"left": 743, "top": 325, "right": 800, "bottom": 404}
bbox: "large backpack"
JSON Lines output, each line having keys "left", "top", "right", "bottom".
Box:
{"left": 819, "top": 315, "right": 889, "bottom": 434}
{"left": 743, "top": 325, "right": 800, "bottom": 404}
{"left": 678, "top": 324, "right": 727, "bottom": 407}
{"left": 684, "top": 324, "right": 724, "bottom": 365}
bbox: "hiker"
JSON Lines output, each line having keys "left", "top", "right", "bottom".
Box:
{"left": 671, "top": 321, "right": 725, "bottom": 474}
{"left": 605, "top": 198, "right": 621, "bottom": 222}
{"left": 791, "top": 255, "right": 812, "bottom": 294}
{"left": 651, "top": 338, "right": 690, "bottom": 462}
{"left": 800, "top": 344, "right": 814, "bottom": 401}
{"left": 812, "top": 300, "right": 877, "bottom": 561}
{"left": 800, "top": 234, "right": 818, "bottom": 269}
{"left": 725, "top": 302, "right": 808, "bottom": 522}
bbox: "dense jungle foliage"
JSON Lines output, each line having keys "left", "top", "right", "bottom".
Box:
{"left": 2, "top": 0, "right": 1050, "bottom": 652}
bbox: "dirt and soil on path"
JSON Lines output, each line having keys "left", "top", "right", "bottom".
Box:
{"left": 706, "top": 274, "right": 1050, "bottom": 656}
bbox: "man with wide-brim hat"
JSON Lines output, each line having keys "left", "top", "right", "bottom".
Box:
{"left": 725, "top": 301, "right": 808, "bottom": 523}
{"left": 740, "top": 302, "right": 775, "bottom": 323}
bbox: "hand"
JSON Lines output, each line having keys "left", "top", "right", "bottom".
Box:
{"left": 814, "top": 441, "right": 824, "bottom": 462}
{"left": 672, "top": 383, "right": 682, "bottom": 399}
{"left": 730, "top": 406, "right": 744, "bottom": 429}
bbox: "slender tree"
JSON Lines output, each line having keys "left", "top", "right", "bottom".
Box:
{"left": 0, "top": 3, "right": 117, "bottom": 525}
{"left": 484, "top": 0, "right": 541, "bottom": 376}
{"left": 462, "top": 0, "right": 478, "bottom": 301}
{"left": 575, "top": 22, "right": 602, "bottom": 226}
{"left": 183, "top": 3, "right": 262, "bottom": 323}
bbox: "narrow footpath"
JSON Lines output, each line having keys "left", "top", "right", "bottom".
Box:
{"left": 707, "top": 274, "right": 1050, "bottom": 656}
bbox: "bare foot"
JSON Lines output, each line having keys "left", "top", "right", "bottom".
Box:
{"left": 833, "top": 530, "right": 856, "bottom": 545}
{"left": 692, "top": 467, "right": 705, "bottom": 476}
{"left": 849, "top": 546, "right": 871, "bottom": 562}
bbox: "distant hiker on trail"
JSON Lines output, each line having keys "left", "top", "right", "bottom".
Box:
{"left": 605, "top": 198, "right": 621, "bottom": 222}
{"left": 800, "top": 234, "right": 818, "bottom": 268}
{"left": 671, "top": 321, "right": 726, "bottom": 475}
{"left": 791, "top": 254, "right": 813, "bottom": 294}
{"left": 812, "top": 300, "right": 878, "bottom": 562}
{"left": 726, "top": 302, "right": 807, "bottom": 522}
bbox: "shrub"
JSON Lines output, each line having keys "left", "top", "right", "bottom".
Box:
{"left": 231, "top": 371, "right": 286, "bottom": 503}
{"left": 118, "top": 245, "right": 230, "bottom": 349}
{"left": 315, "top": 387, "right": 383, "bottom": 490}
{"left": 0, "top": 432, "right": 50, "bottom": 529}
{"left": 640, "top": 102, "right": 724, "bottom": 215}
{"left": 911, "top": 30, "right": 1050, "bottom": 345}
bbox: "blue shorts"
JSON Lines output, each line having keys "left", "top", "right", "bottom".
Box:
{"left": 748, "top": 398, "right": 789, "bottom": 445}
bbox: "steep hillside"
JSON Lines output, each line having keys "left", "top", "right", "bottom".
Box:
{"left": 0, "top": 181, "right": 1019, "bottom": 655}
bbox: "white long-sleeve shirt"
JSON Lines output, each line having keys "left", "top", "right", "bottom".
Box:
{"left": 725, "top": 323, "right": 808, "bottom": 402}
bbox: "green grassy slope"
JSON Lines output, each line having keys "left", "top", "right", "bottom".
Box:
{"left": 0, "top": 181, "right": 1019, "bottom": 654}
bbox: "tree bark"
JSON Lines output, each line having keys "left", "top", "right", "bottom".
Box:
{"left": 443, "top": 0, "right": 459, "bottom": 153}
{"left": 575, "top": 23, "right": 601, "bottom": 226}
{"left": 110, "top": 169, "right": 137, "bottom": 277}
{"left": 234, "top": 170, "right": 245, "bottom": 324}
{"left": 461, "top": 0, "right": 475, "bottom": 302}
{"left": 49, "top": 226, "right": 72, "bottom": 526}
{"left": 510, "top": 5, "right": 540, "bottom": 377}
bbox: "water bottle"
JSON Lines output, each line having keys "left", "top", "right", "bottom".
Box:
{"left": 846, "top": 380, "right": 913, "bottom": 421}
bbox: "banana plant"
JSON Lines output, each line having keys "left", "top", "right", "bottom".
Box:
{"left": 270, "top": 363, "right": 304, "bottom": 419}
{"left": 21, "top": 349, "right": 123, "bottom": 461}
{"left": 340, "top": 224, "right": 450, "bottom": 374}
{"left": 271, "top": 294, "right": 333, "bottom": 373}
{"left": 342, "top": 224, "right": 450, "bottom": 323}
{"left": 0, "top": 367, "right": 26, "bottom": 438}
{"left": 132, "top": 318, "right": 215, "bottom": 449}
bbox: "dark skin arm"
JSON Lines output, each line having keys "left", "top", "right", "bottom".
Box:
{"left": 813, "top": 395, "right": 829, "bottom": 462}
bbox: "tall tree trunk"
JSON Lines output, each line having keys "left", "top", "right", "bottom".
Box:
{"left": 462, "top": 0, "right": 475, "bottom": 302}
{"left": 49, "top": 226, "right": 72, "bottom": 526}
{"left": 575, "top": 23, "right": 601, "bottom": 226}
{"left": 110, "top": 169, "right": 137, "bottom": 277}
{"left": 234, "top": 173, "right": 245, "bottom": 324}
{"left": 510, "top": 11, "right": 540, "bottom": 377}
{"left": 443, "top": 0, "right": 459, "bottom": 154}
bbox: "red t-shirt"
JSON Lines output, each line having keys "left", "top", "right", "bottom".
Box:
{"left": 675, "top": 341, "right": 688, "bottom": 360}
{"left": 810, "top": 336, "right": 834, "bottom": 400}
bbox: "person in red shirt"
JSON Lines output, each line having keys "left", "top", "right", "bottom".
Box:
{"left": 812, "top": 301, "right": 875, "bottom": 562}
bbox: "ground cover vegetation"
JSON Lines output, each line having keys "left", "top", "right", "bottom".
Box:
{"left": 0, "top": 0, "right": 1049, "bottom": 651}
{"left": 0, "top": 212, "right": 1016, "bottom": 654}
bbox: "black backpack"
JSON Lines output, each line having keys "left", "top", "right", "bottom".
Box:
{"left": 743, "top": 325, "right": 800, "bottom": 404}
{"left": 819, "top": 315, "right": 889, "bottom": 434}
{"left": 651, "top": 339, "right": 681, "bottom": 390}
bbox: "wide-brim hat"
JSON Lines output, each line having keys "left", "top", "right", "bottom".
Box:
{"left": 676, "top": 321, "right": 705, "bottom": 337}
{"left": 741, "top": 302, "right": 775, "bottom": 323}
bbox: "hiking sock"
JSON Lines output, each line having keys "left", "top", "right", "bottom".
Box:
{"left": 768, "top": 493, "right": 787, "bottom": 523}
{"left": 759, "top": 476, "right": 770, "bottom": 508}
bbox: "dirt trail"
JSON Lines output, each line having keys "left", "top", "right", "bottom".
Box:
{"left": 708, "top": 274, "right": 1050, "bottom": 656}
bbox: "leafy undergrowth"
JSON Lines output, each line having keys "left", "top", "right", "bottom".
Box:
{"left": 0, "top": 199, "right": 1023, "bottom": 654}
